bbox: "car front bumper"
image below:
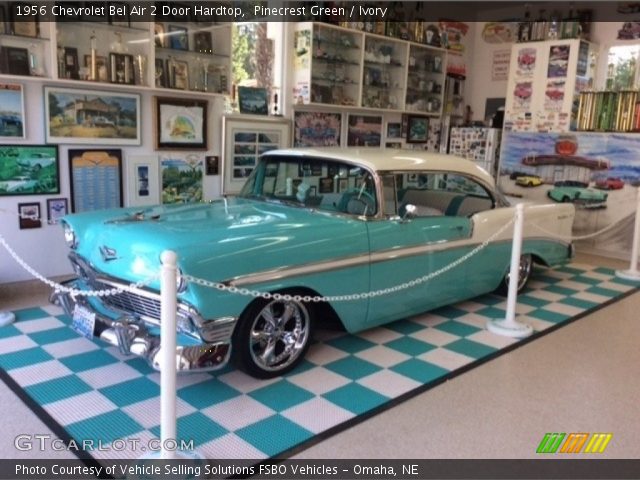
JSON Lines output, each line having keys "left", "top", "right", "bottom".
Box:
{"left": 51, "top": 279, "right": 232, "bottom": 373}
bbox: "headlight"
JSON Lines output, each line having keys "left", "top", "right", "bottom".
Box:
{"left": 62, "top": 222, "right": 77, "bottom": 249}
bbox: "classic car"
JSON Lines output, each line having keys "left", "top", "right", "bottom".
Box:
{"left": 594, "top": 177, "right": 624, "bottom": 190}
{"left": 547, "top": 180, "right": 608, "bottom": 206}
{"left": 515, "top": 175, "right": 543, "bottom": 187}
{"left": 51, "top": 149, "right": 575, "bottom": 379}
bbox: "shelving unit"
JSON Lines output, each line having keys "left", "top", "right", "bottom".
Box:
{"left": 293, "top": 22, "right": 447, "bottom": 114}
{"left": 0, "top": 20, "right": 231, "bottom": 97}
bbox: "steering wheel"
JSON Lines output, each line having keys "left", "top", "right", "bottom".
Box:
{"left": 340, "top": 188, "right": 376, "bottom": 214}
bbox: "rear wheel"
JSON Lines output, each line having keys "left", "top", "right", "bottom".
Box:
{"left": 496, "top": 254, "right": 533, "bottom": 295}
{"left": 233, "top": 295, "right": 314, "bottom": 378}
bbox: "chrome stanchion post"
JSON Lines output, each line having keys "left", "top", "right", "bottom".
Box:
{"left": 616, "top": 187, "right": 640, "bottom": 281}
{"left": 160, "top": 250, "right": 178, "bottom": 460}
{"left": 488, "top": 203, "right": 533, "bottom": 338}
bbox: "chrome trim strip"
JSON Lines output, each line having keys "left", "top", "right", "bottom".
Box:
{"left": 226, "top": 235, "right": 570, "bottom": 287}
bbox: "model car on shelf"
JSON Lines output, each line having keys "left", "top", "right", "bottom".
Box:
{"left": 547, "top": 180, "right": 608, "bottom": 207}
{"left": 594, "top": 177, "right": 624, "bottom": 190}
{"left": 515, "top": 174, "right": 543, "bottom": 187}
{"left": 52, "top": 148, "right": 576, "bottom": 378}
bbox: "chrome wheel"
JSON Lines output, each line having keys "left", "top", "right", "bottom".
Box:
{"left": 497, "top": 254, "right": 533, "bottom": 295}
{"left": 246, "top": 299, "right": 311, "bottom": 375}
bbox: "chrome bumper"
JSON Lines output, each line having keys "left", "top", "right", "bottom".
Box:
{"left": 51, "top": 282, "right": 232, "bottom": 373}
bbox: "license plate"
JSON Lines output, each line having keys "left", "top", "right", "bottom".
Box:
{"left": 72, "top": 304, "right": 96, "bottom": 339}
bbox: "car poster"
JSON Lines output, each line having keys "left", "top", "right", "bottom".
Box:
{"left": 544, "top": 80, "right": 566, "bottom": 111}
{"left": 516, "top": 48, "right": 536, "bottom": 77}
{"left": 547, "top": 45, "right": 570, "bottom": 78}
{"left": 512, "top": 81, "right": 533, "bottom": 111}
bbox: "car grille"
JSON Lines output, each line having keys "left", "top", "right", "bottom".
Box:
{"left": 89, "top": 277, "right": 162, "bottom": 321}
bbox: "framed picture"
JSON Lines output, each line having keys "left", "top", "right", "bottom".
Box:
{"left": 238, "top": 87, "right": 269, "bottom": 115}
{"left": 167, "top": 58, "right": 189, "bottom": 90}
{"left": 10, "top": 4, "right": 38, "bottom": 37}
{"left": 338, "top": 178, "right": 349, "bottom": 193}
{"left": 222, "top": 116, "right": 291, "bottom": 194}
{"left": 0, "top": 83, "right": 25, "bottom": 138}
{"left": 44, "top": 86, "right": 141, "bottom": 145}
{"left": 126, "top": 155, "right": 160, "bottom": 207}
{"left": 18, "top": 202, "right": 41, "bottom": 229}
{"left": 68, "top": 149, "right": 123, "bottom": 212}
{"left": 109, "top": 52, "right": 134, "bottom": 84}
{"left": 46, "top": 198, "right": 68, "bottom": 224}
{"left": 406, "top": 115, "right": 429, "bottom": 143}
{"left": 154, "top": 97, "right": 208, "bottom": 150}
{"left": 84, "top": 55, "right": 108, "bottom": 82}
{"left": 205, "top": 155, "right": 219, "bottom": 175}
{"left": 168, "top": 25, "right": 189, "bottom": 51}
{"left": 154, "top": 58, "right": 167, "bottom": 87}
{"left": 193, "top": 31, "right": 213, "bottom": 54}
{"left": 0, "top": 5, "right": 5, "bottom": 35}
{"left": 386, "top": 122, "right": 402, "bottom": 139}
{"left": 0, "top": 47, "right": 30, "bottom": 76}
{"left": 0, "top": 145, "right": 59, "bottom": 196}
{"left": 319, "top": 177, "right": 335, "bottom": 194}
{"left": 64, "top": 47, "right": 80, "bottom": 80}
{"left": 108, "top": 2, "right": 130, "bottom": 27}
{"left": 161, "top": 153, "right": 203, "bottom": 204}
{"left": 154, "top": 23, "right": 166, "bottom": 48}
{"left": 347, "top": 114, "right": 382, "bottom": 147}
{"left": 294, "top": 111, "right": 341, "bottom": 147}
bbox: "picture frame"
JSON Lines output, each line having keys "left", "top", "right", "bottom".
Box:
{"left": 168, "top": 25, "right": 189, "bottom": 51}
{"left": 167, "top": 58, "right": 189, "bottom": 90}
{"left": 154, "top": 23, "right": 166, "bottom": 48}
{"left": 154, "top": 96, "right": 208, "bottom": 150}
{"left": 193, "top": 31, "right": 213, "bottom": 54}
{"left": 154, "top": 58, "right": 167, "bottom": 87}
{"left": 68, "top": 149, "right": 123, "bottom": 212}
{"left": 406, "top": 115, "right": 429, "bottom": 143}
{"left": 0, "top": 145, "right": 59, "bottom": 196}
{"left": 238, "top": 87, "right": 269, "bottom": 115}
{"left": 347, "top": 114, "right": 382, "bottom": 147}
{"left": 109, "top": 52, "right": 134, "bottom": 84}
{"left": 338, "top": 177, "right": 349, "bottom": 193}
{"left": 44, "top": 86, "right": 141, "bottom": 145}
{"left": 0, "top": 47, "right": 30, "bottom": 76}
{"left": 108, "top": 2, "right": 130, "bottom": 27}
{"left": 18, "top": 202, "right": 41, "bottom": 229}
{"left": 126, "top": 155, "right": 160, "bottom": 207}
{"left": 10, "top": 4, "right": 38, "bottom": 37}
{"left": 161, "top": 153, "right": 203, "bottom": 204}
{"left": 46, "top": 198, "right": 68, "bottom": 225}
{"left": 84, "top": 54, "right": 108, "bottom": 82}
{"left": 319, "top": 177, "right": 335, "bottom": 194}
{"left": 64, "top": 47, "right": 80, "bottom": 80}
{"left": 386, "top": 122, "right": 402, "bottom": 139}
{"left": 222, "top": 116, "right": 291, "bottom": 195}
{"left": 205, "top": 155, "right": 219, "bottom": 175}
{"left": 294, "top": 111, "right": 342, "bottom": 147}
{"left": 0, "top": 5, "right": 6, "bottom": 35}
{"left": 0, "top": 83, "right": 25, "bottom": 139}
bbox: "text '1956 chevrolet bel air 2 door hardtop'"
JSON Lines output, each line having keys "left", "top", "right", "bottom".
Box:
{"left": 52, "top": 148, "right": 575, "bottom": 378}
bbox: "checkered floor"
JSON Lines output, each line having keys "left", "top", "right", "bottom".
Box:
{"left": 0, "top": 263, "right": 637, "bottom": 460}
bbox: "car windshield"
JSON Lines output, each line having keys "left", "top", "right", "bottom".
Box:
{"left": 238, "top": 155, "right": 377, "bottom": 216}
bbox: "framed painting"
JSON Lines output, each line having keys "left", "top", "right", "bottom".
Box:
{"left": 47, "top": 198, "right": 68, "bottom": 224}
{"left": 154, "top": 96, "right": 208, "bottom": 150}
{"left": 68, "top": 149, "right": 123, "bottom": 212}
{"left": 0, "top": 145, "right": 59, "bottom": 196}
{"left": 0, "top": 46, "right": 30, "bottom": 76}
{"left": 386, "top": 122, "right": 402, "bottom": 139}
{"left": 168, "top": 25, "right": 189, "bottom": 50}
{"left": 44, "top": 87, "right": 141, "bottom": 145}
{"left": 347, "top": 114, "right": 382, "bottom": 147}
{"left": 161, "top": 153, "right": 203, "bottom": 204}
{"left": 126, "top": 154, "right": 160, "bottom": 207}
{"left": 0, "top": 83, "right": 25, "bottom": 138}
{"left": 238, "top": 87, "right": 269, "bottom": 115}
{"left": 294, "top": 111, "right": 341, "bottom": 147}
{"left": 406, "top": 115, "right": 429, "bottom": 143}
{"left": 205, "top": 155, "right": 219, "bottom": 175}
{"left": 222, "top": 116, "right": 291, "bottom": 195}
{"left": 10, "top": 4, "right": 38, "bottom": 37}
{"left": 18, "top": 202, "right": 41, "bottom": 229}
{"left": 193, "top": 31, "right": 213, "bottom": 54}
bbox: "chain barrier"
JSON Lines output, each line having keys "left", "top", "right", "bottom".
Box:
{"left": 526, "top": 213, "right": 632, "bottom": 241}
{"left": 184, "top": 215, "right": 516, "bottom": 303}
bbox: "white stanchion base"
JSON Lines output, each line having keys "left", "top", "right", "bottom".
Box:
{"left": 0, "top": 311, "right": 15, "bottom": 327}
{"left": 487, "top": 318, "right": 533, "bottom": 338}
{"left": 128, "top": 450, "right": 206, "bottom": 480}
{"left": 615, "top": 269, "right": 640, "bottom": 281}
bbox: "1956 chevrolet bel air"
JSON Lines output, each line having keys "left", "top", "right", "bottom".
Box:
{"left": 52, "top": 148, "right": 575, "bottom": 378}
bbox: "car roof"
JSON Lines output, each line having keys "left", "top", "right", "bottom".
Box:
{"left": 264, "top": 148, "right": 495, "bottom": 187}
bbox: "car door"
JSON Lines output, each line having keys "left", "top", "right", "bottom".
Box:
{"left": 361, "top": 172, "right": 482, "bottom": 330}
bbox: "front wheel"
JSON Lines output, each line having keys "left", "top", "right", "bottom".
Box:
{"left": 496, "top": 254, "right": 533, "bottom": 296}
{"left": 233, "top": 296, "right": 314, "bottom": 379}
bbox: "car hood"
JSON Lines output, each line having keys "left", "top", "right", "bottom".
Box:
{"left": 64, "top": 198, "right": 368, "bottom": 286}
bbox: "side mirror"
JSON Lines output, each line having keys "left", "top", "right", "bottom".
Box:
{"left": 401, "top": 204, "right": 417, "bottom": 222}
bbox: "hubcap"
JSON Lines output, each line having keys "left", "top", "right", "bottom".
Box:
{"left": 506, "top": 254, "right": 533, "bottom": 291}
{"left": 249, "top": 300, "right": 310, "bottom": 372}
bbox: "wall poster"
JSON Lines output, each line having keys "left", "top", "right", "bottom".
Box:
{"left": 69, "top": 149, "right": 123, "bottom": 212}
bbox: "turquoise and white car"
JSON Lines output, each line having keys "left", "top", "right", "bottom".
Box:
{"left": 52, "top": 148, "right": 575, "bottom": 378}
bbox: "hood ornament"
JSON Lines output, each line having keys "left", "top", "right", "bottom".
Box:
{"left": 100, "top": 245, "right": 119, "bottom": 261}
